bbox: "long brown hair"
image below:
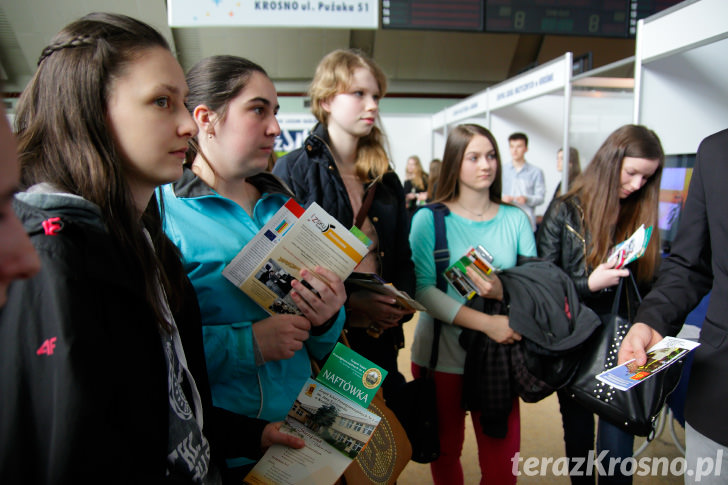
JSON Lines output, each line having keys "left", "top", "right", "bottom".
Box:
{"left": 15, "top": 12, "right": 184, "bottom": 330}
{"left": 565, "top": 125, "right": 664, "bottom": 283}
{"left": 435, "top": 124, "right": 504, "bottom": 205}
{"left": 309, "top": 48, "right": 391, "bottom": 183}
{"left": 555, "top": 147, "right": 581, "bottom": 196}
{"left": 426, "top": 159, "right": 442, "bottom": 201}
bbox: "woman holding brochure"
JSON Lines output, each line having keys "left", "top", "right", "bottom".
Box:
{"left": 158, "top": 55, "right": 347, "bottom": 483}
{"left": 408, "top": 124, "right": 536, "bottom": 484}
{"left": 537, "top": 124, "right": 664, "bottom": 485}
{"left": 273, "top": 49, "right": 415, "bottom": 401}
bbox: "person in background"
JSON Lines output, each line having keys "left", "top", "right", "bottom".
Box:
{"left": 426, "top": 158, "right": 442, "bottom": 203}
{"left": 159, "top": 55, "right": 345, "bottom": 483}
{"left": 273, "top": 48, "right": 415, "bottom": 401}
{"left": 0, "top": 103, "right": 40, "bottom": 307}
{"left": 501, "top": 132, "right": 545, "bottom": 232}
{"left": 403, "top": 154, "right": 428, "bottom": 215}
{"left": 537, "top": 124, "right": 664, "bottom": 485}
{"left": 409, "top": 124, "right": 536, "bottom": 485}
{"left": 0, "top": 13, "right": 216, "bottom": 483}
{"left": 619, "top": 128, "right": 728, "bottom": 485}
{"left": 553, "top": 146, "right": 581, "bottom": 199}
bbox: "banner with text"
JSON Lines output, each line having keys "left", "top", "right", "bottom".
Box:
{"left": 169, "top": 0, "right": 379, "bottom": 28}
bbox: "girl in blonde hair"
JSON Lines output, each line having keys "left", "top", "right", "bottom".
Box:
{"left": 274, "top": 48, "right": 415, "bottom": 400}
{"left": 404, "top": 155, "right": 428, "bottom": 214}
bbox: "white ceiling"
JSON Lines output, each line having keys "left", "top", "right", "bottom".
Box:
{"left": 0, "top": 0, "right": 636, "bottom": 98}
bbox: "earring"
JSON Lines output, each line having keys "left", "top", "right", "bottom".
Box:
{"left": 208, "top": 133, "right": 213, "bottom": 140}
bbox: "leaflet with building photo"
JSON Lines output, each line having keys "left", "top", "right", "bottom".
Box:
{"left": 596, "top": 336, "right": 700, "bottom": 391}
{"left": 607, "top": 224, "right": 653, "bottom": 269}
{"left": 243, "top": 343, "right": 387, "bottom": 485}
{"left": 222, "top": 198, "right": 370, "bottom": 315}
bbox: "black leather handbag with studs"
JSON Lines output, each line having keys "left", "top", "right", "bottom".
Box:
{"left": 564, "top": 270, "right": 685, "bottom": 437}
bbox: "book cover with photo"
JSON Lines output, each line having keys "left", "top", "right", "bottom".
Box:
{"left": 244, "top": 344, "right": 387, "bottom": 485}
{"left": 222, "top": 198, "right": 370, "bottom": 316}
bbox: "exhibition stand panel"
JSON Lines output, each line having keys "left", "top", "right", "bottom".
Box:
{"left": 634, "top": 0, "right": 728, "bottom": 154}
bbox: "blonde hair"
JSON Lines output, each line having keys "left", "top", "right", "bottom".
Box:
{"left": 309, "top": 48, "right": 391, "bottom": 182}
{"left": 406, "top": 155, "right": 427, "bottom": 191}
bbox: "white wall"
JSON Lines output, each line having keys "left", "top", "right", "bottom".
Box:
{"left": 381, "top": 115, "right": 434, "bottom": 183}
{"left": 638, "top": 36, "right": 728, "bottom": 154}
{"left": 570, "top": 92, "right": 634, "bottom": 170}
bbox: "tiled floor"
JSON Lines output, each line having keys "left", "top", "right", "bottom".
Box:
{"left": 395, "top": 313, "right": 685, "bottom": 484}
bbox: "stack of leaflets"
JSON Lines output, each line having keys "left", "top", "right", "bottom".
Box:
{"left": 596, "top": 336, "right": 699, "bottom": 391}
{"left": 443, "top": 245, "right": 497, "bottom": 300}
{"left": 222, "top": 198, "right": 370, "bottom": 316}
{"left": 243, "top": 343, "right": 387, "bottom": 485}
{"left": 345, "top": 272, "right": 426, "bottom": 312}
{"left": 607, "top": 224, "right": 653, "bottom": 269}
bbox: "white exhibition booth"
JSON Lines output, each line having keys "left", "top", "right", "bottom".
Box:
{"left": 633, "top": 0, "right": 728, "bottom": 155}
{"left": 430, "top": 53, "right": 634, "bottom": 219}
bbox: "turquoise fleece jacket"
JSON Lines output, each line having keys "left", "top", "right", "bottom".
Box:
{"left": 159, "top": 169, "right": 345, "bottom": 466}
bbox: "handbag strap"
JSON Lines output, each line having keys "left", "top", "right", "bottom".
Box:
{"left": 610, "top": 269, "right": 642, "bottom": 317}
{"left": 354, "top": 182, "right": 378, "bottom": 229}
{"left": 426, "top": 202, "right": 451, "bottom": 371}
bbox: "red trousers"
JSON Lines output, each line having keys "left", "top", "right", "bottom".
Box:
{"left": 412, "top": 363, "right": 520, "bottom": 485}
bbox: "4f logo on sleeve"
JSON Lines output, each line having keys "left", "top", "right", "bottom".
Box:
{"left": 36, "top": 337, "right": 57, "bottom": 356}
{"left": 42, "top": 217, "right": 63, "bottom": 236}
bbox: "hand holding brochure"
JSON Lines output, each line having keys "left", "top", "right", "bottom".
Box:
{"left": 244, "top": 343, "right": 387, "bottom": 485}
{"left": 346, "top": 272, "right": 426, "bottom": 312}
{"left": 222, "top": 199, "right": 370, "bottom": 315}
{"left": 607, "top": 224, "right": 653, "bottom": 269}
{"left": 443, "top": 245, "right": 497, "bottom": 300}
{"left": 596, "top": 336, "right": 699, "bottom": 391}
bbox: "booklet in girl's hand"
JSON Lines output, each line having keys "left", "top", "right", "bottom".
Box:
{"left": 443, "top": 245, "right": 498, "bottom": 300}
{"left": 595, "top": 336, "right": 700, "bottom": 391}
{"left": 222, "top": 198, "right": 370, "bottom": 316}
{"left": 243, "top": 343, "right": 386, "bottom": 485}
{"left": 346, "top": 272, "right": 426, "bottom": 312}
{"left": 607, "top": 224, "right": 653, "bottom": 269}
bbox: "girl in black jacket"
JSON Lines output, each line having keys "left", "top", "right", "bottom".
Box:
{"left": 273, "top": 49, "right": 416, "bottom": 400}
{"left": 536, "top": 125, "right": 664, "bottom": 484}
{"left": 0, "top": 13, "right": 298, "bottom": 484}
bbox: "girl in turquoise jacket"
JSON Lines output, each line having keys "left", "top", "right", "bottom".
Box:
{"left": 160, "top": 56, "right": 347, "bottom": 481}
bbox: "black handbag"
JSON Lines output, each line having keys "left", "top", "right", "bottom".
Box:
{"left": 387, "top": 203, "right": 451, "bottom": 464}
{"left": 387, "top": 323, "right": 441, "bottom": 464}
{"left": 565, "top": 270, "right": 685, "bottom": 437}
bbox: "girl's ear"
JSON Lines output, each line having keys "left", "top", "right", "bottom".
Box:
{"left": 320, "top": 97, "right": 333, "bottom": 115}
{"left": 193, "top": 105, "right": 216, "bottom": 136}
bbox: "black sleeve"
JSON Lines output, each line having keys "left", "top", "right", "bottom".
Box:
{"left": 536, "top": 198, "right": 592, "bottom": 299}
{"left": 634, "top": 134, "right": 716, "bottom": 336}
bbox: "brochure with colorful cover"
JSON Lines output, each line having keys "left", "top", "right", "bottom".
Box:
{"left": 243, "top": 343, "right": 386, "bottom": 485}
{"left": 443, "top": 245, "right": 497, "bottom": 300}
{"left": 345, "top": 272, "right": 426, "bottom": 312}
{"left": 607, "top": 224, "right": 653, "bottom": 269}
{"left": 596, "top": 336, "right": 700, "bottom": 391}
{"left": 222, "top": 198, "right": 370, "bottom": 316}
